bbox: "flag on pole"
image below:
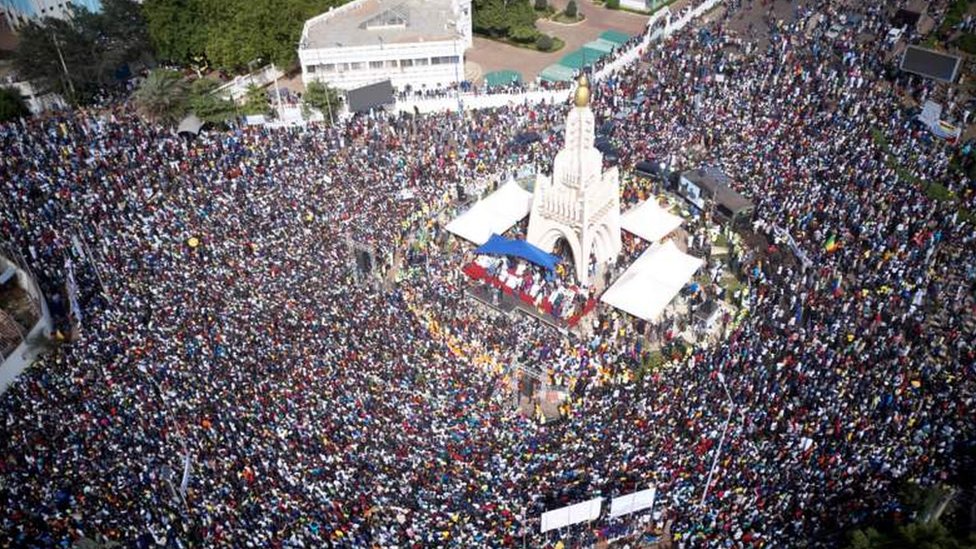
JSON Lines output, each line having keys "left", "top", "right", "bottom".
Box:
{"left": 65, "top": 259, "right": 82, "bottom": 327}
{"left": 180, "top": 451, "right": 192, "bottom": 498}
{"left": 824, "top": 235, "right": 839, "bottom": 253}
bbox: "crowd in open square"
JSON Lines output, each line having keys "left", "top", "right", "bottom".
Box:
{"left": 0, "top": 0, "right": 974, "bottom": 547}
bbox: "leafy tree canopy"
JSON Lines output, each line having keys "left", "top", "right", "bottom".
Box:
{"left": 188, "top": 78, "right": 237, "bottom": 124}
{"left": 143, "top": 0, "right": 348, "bottom": 70}
{"left": 133, "top": 68, "right": 188, "bottom": 125}
{"left": 472, "top": 0, "right": 539, "bottom": 40}
{"left": 303, "top": 80, "right": 341, "bottom": 122}
{"left": 565, "top": 0, "right": 578, "bottom": 18}
{"left": 241, "top": 84, "right": 271, "bottom": 116}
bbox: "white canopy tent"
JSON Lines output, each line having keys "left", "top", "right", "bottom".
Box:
{"left": 445, "top": 180, "right": 532, "bottom": 245}
{"left": 601, "top": 241, "right": 703, "bottom": 321}
{"left": 609, "top": 487, "right": 656, "bottom": 518}
{"left": 540, "top": 497, "right": 603, "bottom": 533}
{"left": 620, "top": 198, "right": 683, "bottom": 243}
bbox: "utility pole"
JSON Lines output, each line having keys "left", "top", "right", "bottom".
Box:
{"left": 700, "top": 372, "right": 734, "bottom": 506}
{"left": 273, "top": 67, "right": 284, "bottom": 120}
{"left": 53, "top": 31, "right": 76, "bottom": 98}
{"left": 28, "top": 0, "right": 75, "bottom": 98}
{"left": 324, "top": 83, "right": 335, "bottom": 125}
{"left": 452, "top": 38, "right": 463, "bottom": 113}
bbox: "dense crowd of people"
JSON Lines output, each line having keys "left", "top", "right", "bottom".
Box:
{"left": 1, "top": 0, "right": 974, "bottom": 547}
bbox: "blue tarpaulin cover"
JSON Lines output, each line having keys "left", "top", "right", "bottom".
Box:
{"left": 474, "top": 234, "right": 560, "bottom": 272}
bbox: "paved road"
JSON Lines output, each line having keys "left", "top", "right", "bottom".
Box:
{"left": 466, "top": 0, "right": 649, "bottom": 83}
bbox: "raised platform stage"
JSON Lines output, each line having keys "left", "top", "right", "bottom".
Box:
{"left": 463, "top": 264, "right": 595, "bottom": 334}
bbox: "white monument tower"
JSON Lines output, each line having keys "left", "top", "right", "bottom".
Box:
{"left": 526, "top": 74, "right": 622, "bottom": 286}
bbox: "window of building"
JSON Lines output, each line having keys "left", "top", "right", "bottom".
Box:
{"left": 321, "top": 64, "right": 335, "bottom": 73}
{"left": 369, "top": 61, "right": 383, "bottom": 69}
{"left": 400, "top": 59, "right": 413, "bottom": 68}
{"left": 414, "top": 58, "right": 428, "bottom": 66}
{"left": 307, "top": 65, "right": 316, "bottom": 73}
{"left": 349, "top": 62, "right": 363, "bottom": 70}
{"left": 386, "top": 60, "right": 399, "bottom": 68}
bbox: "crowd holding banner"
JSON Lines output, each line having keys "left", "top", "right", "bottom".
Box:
{"left": 0, "top": 0, "right": 974, "bottom": 547}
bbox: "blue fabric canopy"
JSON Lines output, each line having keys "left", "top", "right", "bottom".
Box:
{"left": 474, "top": 234, "right": 560, "bottom": 273}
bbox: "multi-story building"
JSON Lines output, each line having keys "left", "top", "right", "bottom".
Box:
{"left": 1, "top": 0, "right": 103, "bottom": 29}
{"left": 298, "top": 0, "right": 472, "bottom": 91}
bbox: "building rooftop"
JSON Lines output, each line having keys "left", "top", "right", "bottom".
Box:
{"left": 303, "top": 0, "right": 461, "bottom": 50}
{"left": 682, "top": 167, "right": 754, "bottom": 214}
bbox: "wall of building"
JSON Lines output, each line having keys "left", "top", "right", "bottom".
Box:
{"left": 0, "top": 254, "right": 51, "bottom": 396}
{"left": 1, "top": 0, "right": 103, "bottom": 28}
{"left": 5, "top": 78, "right": 66, "bottom": 114}
{"left": 298, "top": 0, "right": 470, "bottom": 91}
{"left": 301, "top": 40, "right": 464, "bottom": 90}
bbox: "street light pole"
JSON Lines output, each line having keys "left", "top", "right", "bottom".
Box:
{"left": 28, "top": 0, "right": 75, "bottom": 98}
{"left": 52, "top": 32, "right": 76, "bottom": 98}
{"left": 699, "top": 372, "right": 734, "bottom": 506}
{"left": 452, "top": 38, "right": 463, "bottom": 113}
{"left": 273, "top": 68, "right": 284, "bottom": 120}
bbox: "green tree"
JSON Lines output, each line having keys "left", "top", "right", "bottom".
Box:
{"left": 142, "top": 0, "right": 208, "bottom": 64}
{"left": 509, "top": 25, "right": 539, "bottom": 43}
{"left": 14, "top": 18, "right": 91, "bottom": 102}
{"left": 605, "top": 0, "right": 620, "bottom": 9}
{"left": 303, "top": 80, "right": 341, "bottom": 122}
{"left": 241, "top": 84, "right": 271, "bottom": 116}
{"left": 187, "top": 78, "right": 237, "bottom": 123}
{"left": 535, "top": 34, "right": 554, "bottom": 51}
{"left": 848, "top": 527, "right": 889, "bottom": 549}
{"left": 133, "top": 69, "right": 188, "bottom": 125}
{"left": 13, "top": 0, "right": 150, "bottom": 104}
{"left": 472, "top": 0, "right": 539, "bottom": 39}
{"left": 0, "top": 87, "right": 30, "bottom": 122}
{"left": 957, "top": 33, "right": 976, "bottom": 55}
{"left": 144, "top": 0, "right": 349, "bottom": 71}
{"left": 896, "top": 520, "right": 962, "bottom": 548}
{"left": 565, "top": 0, "right": 578, "bottom": 18}
{"left": 534, "top": 0, "right": 547, "bottom": 10}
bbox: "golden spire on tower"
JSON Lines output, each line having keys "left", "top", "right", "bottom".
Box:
{"left": 574, "top": 73, "right": 590, "bottom": 107}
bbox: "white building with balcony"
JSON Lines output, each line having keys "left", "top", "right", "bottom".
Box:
{"left": 298, "top": 0, "right": 472, "bottom": 91}
{"left": 2, "top": 0, "right": 104, "bottom": 29}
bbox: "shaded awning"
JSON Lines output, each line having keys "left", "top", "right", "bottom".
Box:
{"left": 601, "top": 241, "right": 703, "bottom": 321}
{"left": 558, "top": 49, "right": 599, "bottom": 70}
{"left": 177, "top": 114, "right": 204, "bottom": 135}
{"left": 475, "top": 234, "right": 560, "bottom": 272}
{"left": 583, "top": 38, "right": 617, "bottom": 55}
{"left": 445, "top": 180, "right": 533, "bottom": 244}
{"left": 539, "top": 64, "right": 577, "bottom": 82}
{"left": 484, "top": 70, "right": 522, "bottom": 87}
{"left": 900, "top": 46, "right": 962, "bottom": 83}
{"left": 621, "top": 198, "right": 684, "bottom": 242}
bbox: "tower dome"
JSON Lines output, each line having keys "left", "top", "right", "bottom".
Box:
{"left": 574, "top": 74, "right": 590, "bottom": 107}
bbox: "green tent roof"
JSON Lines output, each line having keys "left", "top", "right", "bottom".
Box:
{"left": 484, "top": 70, "right": 522, "bottom": 87}
{"left": 539, "top": 64, "right": 576, "bottom": 82}
{"left": 600, "top": 29, "right": 632, "bottom": 45}
{"left": 558, "top": 49, "right": 601, "bottom": 70}
{"left": 584, "top": 38, "right": 618, "bottom": 54}
{"left": 582, "top": 45, "right": 613, "bottom": 62}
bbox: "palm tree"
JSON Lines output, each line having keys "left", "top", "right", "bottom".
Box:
{"left": 133, "top": 69, "right": 188, "bottom": 126}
